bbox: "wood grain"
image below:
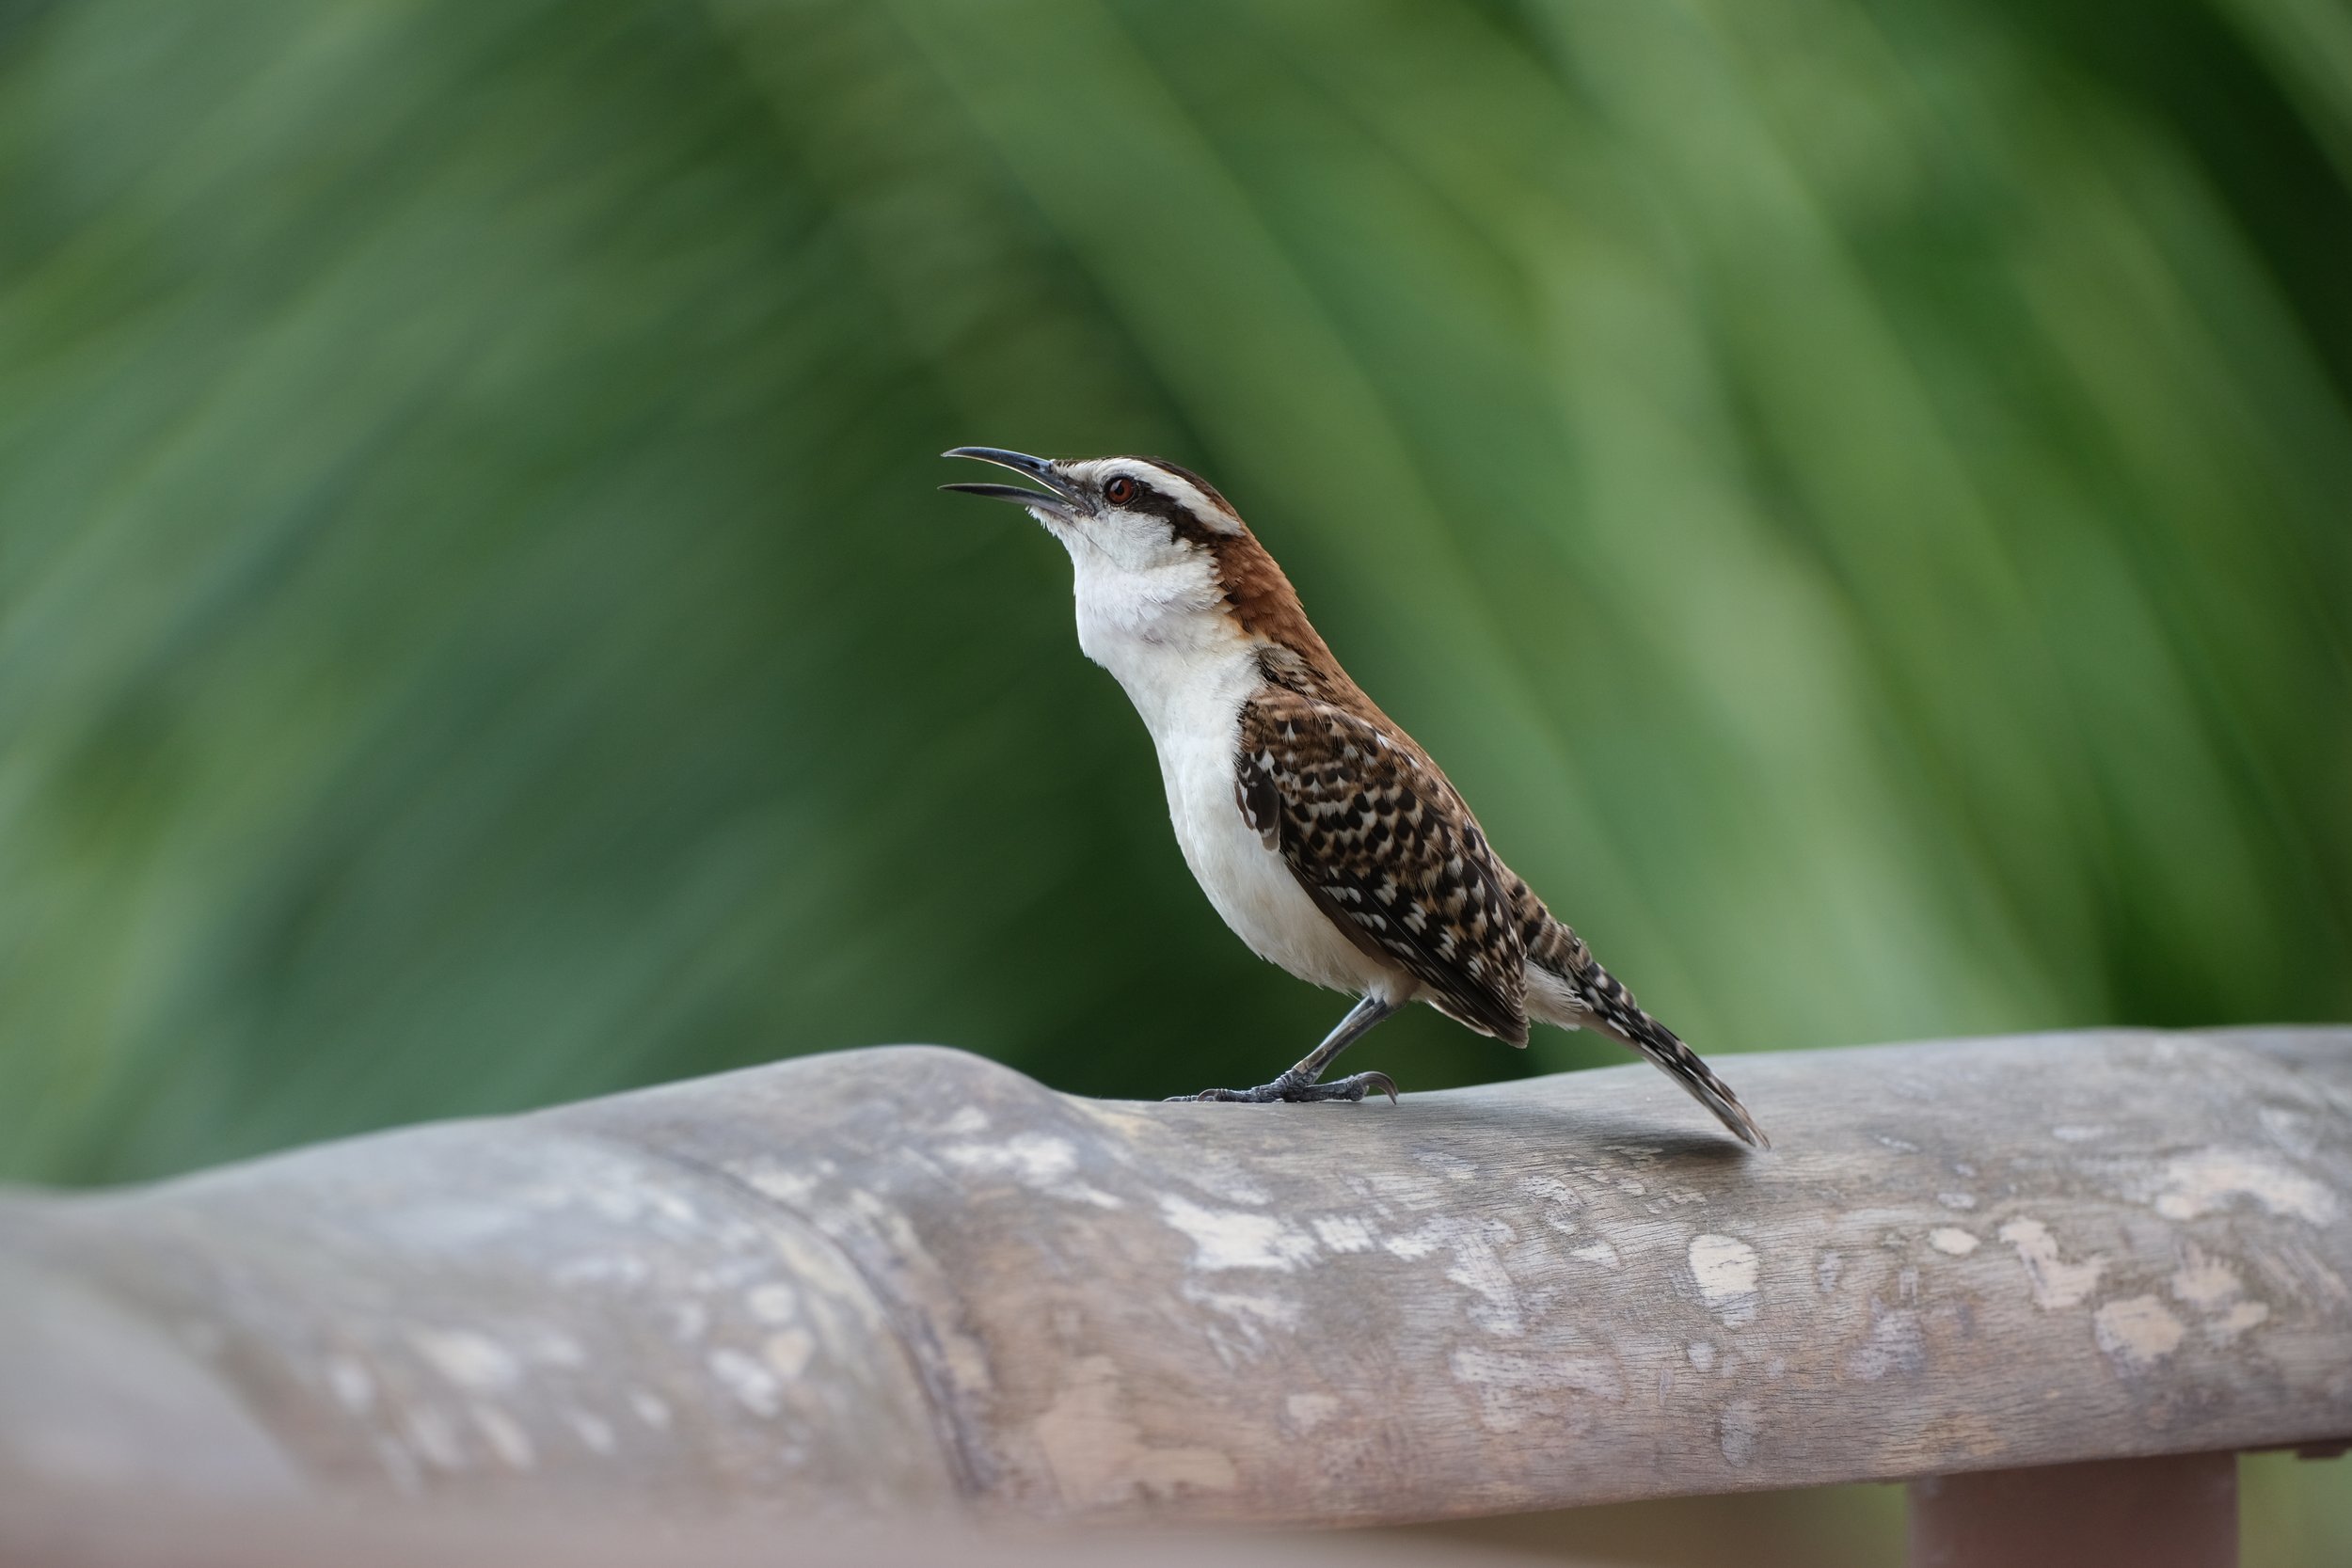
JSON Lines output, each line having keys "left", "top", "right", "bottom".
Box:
{"left": 3, "top": 1027, "right": 2348, "bottom": 1526}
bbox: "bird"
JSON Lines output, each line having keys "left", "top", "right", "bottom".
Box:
{"left": 941, "top": 447, "right": 1767, "bottom": 1148}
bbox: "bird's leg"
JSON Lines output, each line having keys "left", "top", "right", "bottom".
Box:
{"left": 1168, "top": 995, "right": 1403, "bottom": 1103}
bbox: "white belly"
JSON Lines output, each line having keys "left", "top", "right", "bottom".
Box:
{"left": 1061, "top": 541, "right": 1406, "bottom": 1002}
{"left": 1128, "top": 655, "right": 1403, "bottom": 1000}
{"left": 1164, "top": 716, "right": 1397, "bottom": 996}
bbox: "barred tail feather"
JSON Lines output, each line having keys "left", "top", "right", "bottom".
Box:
{"left": 1583, "top": 973, "right": 1770, "bottom": 1150}
{"left": 1509, "top": 883, "right": 1768, "bottom": 1148}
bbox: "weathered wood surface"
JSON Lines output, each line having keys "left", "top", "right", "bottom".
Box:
{"left": 3, "top": 1027, "right": 2348, "bottom": 1528}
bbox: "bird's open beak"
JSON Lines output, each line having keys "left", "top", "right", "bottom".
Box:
{"left": 940, "top": 447, "right": 1081, "bottom": 519}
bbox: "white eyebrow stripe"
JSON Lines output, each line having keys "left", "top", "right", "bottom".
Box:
{"left": 1072, "top": 457, "right": 1243, "bottom": 535}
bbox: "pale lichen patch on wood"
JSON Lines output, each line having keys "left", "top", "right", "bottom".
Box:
{"left": 564, "top": 1406, "right": 616, "bottom": 1455}
{"left": 2170, "top": 1252, "right": 2244, "bottom": 1310}
{"left": 1028, "top": 1355, "right": 1238, "bottom": 1509}
{"left": 407, "top": 1330, "right": 522, "bottom": 1395}
{"left": 2168, "top": 1250, "right": 2273, "bottom": 1343}
{"left": 2146, "top": 1148, "right": 2338, "bottom": 1226}
{"left": 326, "top": 1355, "right": 375, "bottom": 1416}
{"left": 940, "top": 1134, "right": 1124, "bottom": 1211}
{"left": 2093, "top": 1296, "right": 2187, "bottom": 1370}
{"left": 1688, "top": 1234, "right": 1761, "bottom": 1327}
{"left": 1308, "top": 1214, "right": 1375, "bottom": 1252}
{"left": 2207, "top": 1301, "right": 2271, "bottom": 1339}
{"left": 746, "top": 1283, "right": 800, "bottom": 1324}
{"left": 707, "top": 1347, "right": 784, "bottom": 1418}
{"left": 1156, "top": 1196, "right": 1317, "bottom": 1272}
{"left": 1998, "top": 1218, "right": 2105, "bottom": 1310}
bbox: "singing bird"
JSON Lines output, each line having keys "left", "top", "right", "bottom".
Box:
{"left": 943, "top": 448, "right": 1767, "bottom": 1148}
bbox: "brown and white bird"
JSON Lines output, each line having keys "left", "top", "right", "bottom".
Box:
{"left": 943, "top": 447, "right": 1767, "bottom": 1148}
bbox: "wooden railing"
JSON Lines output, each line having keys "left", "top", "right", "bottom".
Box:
{"left": 3, "top": 1026, "right": 2347, "bottom": 1565}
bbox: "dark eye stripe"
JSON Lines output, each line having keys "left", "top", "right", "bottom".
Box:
{"left": 1106, "top": 473, "right": 1229, "bottom": 548}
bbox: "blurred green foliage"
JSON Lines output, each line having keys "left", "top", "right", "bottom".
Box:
{"left": 0, "top": 0, "right": 2346, "bottom": 1196}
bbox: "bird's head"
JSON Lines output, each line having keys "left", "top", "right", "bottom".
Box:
{"left": 941, "top": 445, "right": 1368, "bottom": 721}
{"left": 941, "top": 446, "right": 1271, "bottom": 667}
{"left": 942, "top": 446, "right": 1245, "bottom": 563}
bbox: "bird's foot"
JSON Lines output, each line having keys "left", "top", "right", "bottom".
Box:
{"left": 1166, "top": 1070, "right": 1398, "bottom": 1104}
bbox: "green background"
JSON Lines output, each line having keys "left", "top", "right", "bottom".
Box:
{"left": 1, "top": 0, "right": 2346, "bottom": 1558}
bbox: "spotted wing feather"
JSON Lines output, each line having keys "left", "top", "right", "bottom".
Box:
{"left": 1236, "top": 689, "right": 1529, "bottom": 1044}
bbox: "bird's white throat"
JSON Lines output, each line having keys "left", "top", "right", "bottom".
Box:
{"left": 1052, "top": 515, "right": 1389, "bottom": 999}
{"left": 1052, "top": 513, "right": 1250, "bottom": 739}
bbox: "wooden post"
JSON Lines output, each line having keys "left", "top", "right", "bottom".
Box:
{"left": 1909, "top": 1452, "right": 2237, "bottom": 1568}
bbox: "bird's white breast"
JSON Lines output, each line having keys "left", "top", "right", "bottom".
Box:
{"left": 1062, "top": 544, "right": 1397, "bottom": 999}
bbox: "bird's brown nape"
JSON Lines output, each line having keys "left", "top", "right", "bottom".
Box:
{"left": 1182, "top": 521, "right": 1370, "bottom": 709}
{"left": 1212, "top": 530, "right": 1324, "bottom": 665}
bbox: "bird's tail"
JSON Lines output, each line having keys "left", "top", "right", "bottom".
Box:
{"left": 1519, "top": 907, "right": 1768, "bottom": 1148}
{"left": 1576, "top": 958, "right": 1769, "bottom": 1149}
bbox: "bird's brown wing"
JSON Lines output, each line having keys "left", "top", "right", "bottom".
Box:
{"left": 1235, "top": 687, "right": 1529, "bottom": 1044}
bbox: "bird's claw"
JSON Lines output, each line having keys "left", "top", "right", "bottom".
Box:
{"left": 1165, "top": 1070, "right": 1397, "bottom": 1105}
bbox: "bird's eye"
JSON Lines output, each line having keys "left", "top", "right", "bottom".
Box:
{"left": 1103, "top": 475, "right": 1139, "bottom": 506}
